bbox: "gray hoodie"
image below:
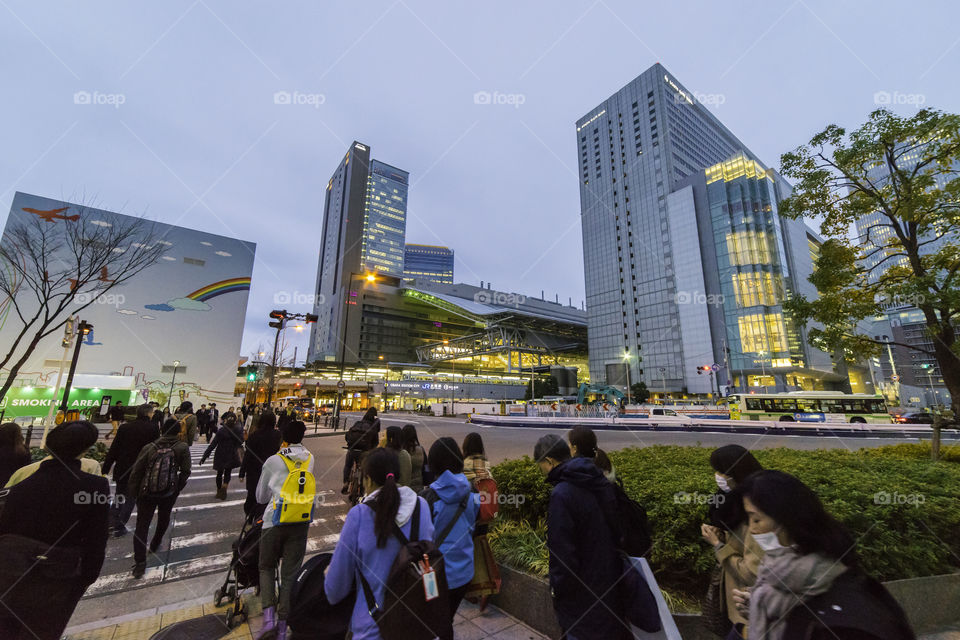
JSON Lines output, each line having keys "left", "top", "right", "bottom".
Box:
{"left": 255, "top": 444, "right": 314, "bottom": 529}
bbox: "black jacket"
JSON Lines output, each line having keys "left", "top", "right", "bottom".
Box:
{"left": 240, "top": 426, "right": 282, "bottom": 479}
{"left": 783, "top": 569, "right": 915, "bottom": 640}
{"left": 127, "top": 435, "right": 192, "bottom": 497}
{"left": 201, "top": 424, "right": 244, "bottom": 471}
{"left": 0, "top": 458, "right": 109, "bottom": 586}
{"left": 546, "top": 457, "right": 630, "bottom": 640}
{"left": 0, "top": 447, "right": 31, "bottom": 488}
{"left": 102, "top": 419, "right": 161, "bottom": 482}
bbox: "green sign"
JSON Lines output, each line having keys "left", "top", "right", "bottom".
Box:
{"left": 0, "top": 387, "right": 136, "bottom": 419}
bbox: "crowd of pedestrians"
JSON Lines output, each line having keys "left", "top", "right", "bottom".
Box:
{"left": 0, "top": 405, "right": 919, "bottom": 640}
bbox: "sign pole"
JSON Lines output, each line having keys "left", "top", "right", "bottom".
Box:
{"left": 42, "top": 317, "right": 75, "bottom": 447}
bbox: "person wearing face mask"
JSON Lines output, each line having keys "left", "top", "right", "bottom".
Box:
{"left": 699, "top": 445, "right": 764, "bottom": 639}
{"left": 732, "top": 470, "right": 914, "bottom": 640}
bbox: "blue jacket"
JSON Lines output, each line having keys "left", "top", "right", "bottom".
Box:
{"left": 547, "top": 457, "right": 630, "bottom": 640}
{"left": 425, "top": 470, "right": 479, "bottom": 589}
{"left": 325, "top": 486, "right": 434, "bottom": 640}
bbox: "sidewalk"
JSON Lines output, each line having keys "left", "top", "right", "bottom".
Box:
{"left": 65, "top": 593, "right": 548, "bottom": 640}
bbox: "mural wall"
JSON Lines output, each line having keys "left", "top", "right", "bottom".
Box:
{"left": 0, "top": 192, "right": 256, "bottom": 408}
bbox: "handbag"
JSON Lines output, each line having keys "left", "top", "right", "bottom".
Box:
{"left": 702, "top": 563, "right": 730, "bottom": 636}
{"left": 464, "top": 533, "right": 501, "bottom": 599}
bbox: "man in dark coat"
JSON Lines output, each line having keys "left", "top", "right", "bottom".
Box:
{"left": 535, "top": 434, "right": 631, "bottom": 640}
{"left": 196, "top": 404, "right": 210, "bottom": 440}
{"left": 108, "top": 401, "right": 125, "bottom": 439}
{"left": 0, "top": 421, "right": 109, "bottom": 640}
{"left": 102, "top": 403, "right": 160, "bottom": 536}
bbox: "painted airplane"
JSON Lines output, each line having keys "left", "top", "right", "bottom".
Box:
{"left": 22, "top": 207, "right": 80, "bottom": 222}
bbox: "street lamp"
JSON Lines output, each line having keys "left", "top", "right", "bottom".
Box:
{"left": 167, "top": 360, "right": 180, "bottom": 411}
{"left": 875, "top": 335, "right": 901, "bottom": 405}
{"left": 622, "top": 350, "right": 632, "bottom": 407}
{"left": 757, "top": 350, "right": 767, "bottom": 389}
{"left": 920, "top": 364, "right": 937, "bottom": 410}
{"left": 658, "top": 367, "right": 667, "bottom": 404}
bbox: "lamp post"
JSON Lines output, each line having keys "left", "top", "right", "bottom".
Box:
{"left": 167, "top": 360, "right": 180, "bottom": 412}
{"left": 622, "top": 351, "right": 632, "bottom": 407}
{"left": 920, "top": 364, "right": 937, "bottom": 410}
{"left": 658, "top": 367, "right": 666, "bottom": 404}
{"left": 269, "top": 310, "right": 318, "bottom": 407}
{"left": 876, "top": 335, "right": 900, "bottom": 405}
{"left": 757, "top": 350, "right": 767, "bottom": 389}
{"left": 335, "top": 272, "right": 376, "bottom": 420}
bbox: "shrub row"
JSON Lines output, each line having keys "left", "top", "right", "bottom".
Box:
{"left": 29, "top": 442, "right": 108, "bottom": 464}
{"left": 491, "top": 443, "right": 960, "bottom": 599}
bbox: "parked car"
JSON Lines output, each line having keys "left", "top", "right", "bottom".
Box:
{"left": 649, "top": 408, "right": 693, "bottom": 422}
{"left": 894, "top": 412, "right": 934, "bottom": 424}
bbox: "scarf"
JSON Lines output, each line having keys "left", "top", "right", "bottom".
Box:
{"left": 748, "top": 546, "right": 847, "bottom": 640}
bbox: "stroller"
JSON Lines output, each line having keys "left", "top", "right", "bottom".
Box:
{"left": 214, "top": 514, "right": 262, "bottom": 628}
{"left": 287, "top": 552, "right": 354, "bottom": 640}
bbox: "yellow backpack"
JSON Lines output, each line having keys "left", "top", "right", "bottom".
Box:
{"left": 272, "top": 453, "right": 316, "bottom": 525}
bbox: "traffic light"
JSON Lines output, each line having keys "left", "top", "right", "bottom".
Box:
{"left": 62, "top": 316, "right": 75, "bottom": 348}
{"left": 247, "top": 371, "right": 256, "bottom": 381}
{"left": 79, "top": 321, "right": 93, "bottom": 335}
{"left": 270, "top": 310, "right": 287, "bottom": 319}
{"left": 304, "top": 313, "right": 318, "bottom": 323}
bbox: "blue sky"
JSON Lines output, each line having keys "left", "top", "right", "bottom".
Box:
{"left": 1, "top": 1, "right": 958, "bottom": 361}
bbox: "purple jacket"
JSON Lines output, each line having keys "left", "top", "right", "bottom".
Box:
{"left": 325, "top": 486, "right": 435, "bottom": 640}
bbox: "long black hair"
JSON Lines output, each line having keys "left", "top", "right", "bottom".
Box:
{"left": 568, "top": 426, "right": 598, "bottom": 458}
{"left": 740, "top": 470, "right": 857, "bottom": 565}
{"left": 428, "top": 437, "right": 463, "bottom": 475}
{"left": 363, "top": 448, "right": 401, "bottom": 548}
{"left": 708, "top": 445, "right": 764, "bottom": 530}
{"left": 385, "top": 426, "right": 403, "bottom": 451}
{"left": 462, "top": 432, "right": 485, "bottom": 458}
{"left": 709, "top": 445, "right": 763, "bottom": 483}
{"left": 362, "top": 406, "right": 378, "bottom": 423}
{"left": 400, "top": 424, "right": 420, "bottom": 454}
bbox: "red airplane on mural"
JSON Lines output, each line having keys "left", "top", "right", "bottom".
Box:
{"left": 22, "top": 207, "right": 80, "bottom": 222}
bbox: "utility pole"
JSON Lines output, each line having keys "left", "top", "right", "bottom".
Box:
{"left": 42, "top": 316, "right": 75, "bottom": 443}
{"left": 166, "top": 360, "right": 180, "bottom": 411}
{"left": 268, "top": 309, "right": 318, "bottom": 406}
{"left": 57, "top": 320, "right": 93, "bottom": 421}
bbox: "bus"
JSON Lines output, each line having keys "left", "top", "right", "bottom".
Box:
{"left": 728, "top": 392, "right": 890, "bottom": 424}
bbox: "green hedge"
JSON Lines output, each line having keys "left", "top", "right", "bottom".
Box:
{"left": 491, "top": 443, "right": 960, "bottom": 601}
{"left": 30, "top": 442, "right": 108, "bottom": 464}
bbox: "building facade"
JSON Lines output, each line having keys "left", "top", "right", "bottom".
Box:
{"left": 308, "top": 143, "right": 409, "bottom": 364}
{"left": 576, "top": 64, "right": 836, "bottom": 396}
{"left": 403, "top": 244, "right": 454, "bottom": 285}
{"left": 0, "top": 192, "right": 256, "bottom": 411}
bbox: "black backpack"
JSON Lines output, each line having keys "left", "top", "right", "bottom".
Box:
{"left": 357, "top": 498, "right": 465, "bottom": 640}
{"left": 142, "top": 443, "right": 180, "bottom": 498}
{"left": 611, "top": 480, "right": 652, "bottom": 557}
{"left": 345, "top": 419, "right": 377, "bottom": 450}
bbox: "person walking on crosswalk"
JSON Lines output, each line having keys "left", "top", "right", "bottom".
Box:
{"left": 127, "top": 417, "right": 192, "bottom": 578}
{"left": 255, "top": 420, "right": 315, "bottom": 640}
{"left": 199, "top": 414, "right": 244, "bottom": 500}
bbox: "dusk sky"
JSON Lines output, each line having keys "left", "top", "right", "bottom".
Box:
{"left": 2, "top": 1, "right": 958, "bottom": 361}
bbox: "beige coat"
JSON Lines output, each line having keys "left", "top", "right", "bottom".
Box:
{"left": 715, "top": 521, "right": 764, "bottom": 627}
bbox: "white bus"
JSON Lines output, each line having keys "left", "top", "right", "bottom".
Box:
{"left": 728, "top": 392, "right": 890, "bottom": 424}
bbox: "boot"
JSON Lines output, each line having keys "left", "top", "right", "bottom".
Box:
{"left": 216, "top": 486, "right": 227, "bottom": 500}
{"left": 256, "top": 606, "right": 276, "bottom": 639}
{"left": 276, "top": 620, "right": 288, "bottom": 640}
{"left": 131, "top": 562, "right": 145, "bottom": 578}
{"left": 221, "top": 483, "right": 230, "bottom": 499}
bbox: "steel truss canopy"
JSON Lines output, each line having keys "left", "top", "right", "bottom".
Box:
{"left": 416, "top": 326, "right": 581, "bottom": 364}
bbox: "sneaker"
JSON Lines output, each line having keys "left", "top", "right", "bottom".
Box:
{"left": 131, "top": 562, "right": 146, "bottom": 578}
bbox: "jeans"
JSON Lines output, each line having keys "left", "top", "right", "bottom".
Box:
{"left": 111, "top": 477, "right": 136, "bottom": 532}
{"left": 258, "top": 523, "right": 309, "bottom": 620}
{"left": 134, "top": 494, "right": 177, "bottom": 563}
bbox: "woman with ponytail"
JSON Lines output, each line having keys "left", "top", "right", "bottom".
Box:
{"left": 325, "top": 448, "right": 435, "bottom": 640}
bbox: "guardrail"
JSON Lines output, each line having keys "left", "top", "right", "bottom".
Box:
{"left": 468, "top": 414, "right": 960, "bottom": 439}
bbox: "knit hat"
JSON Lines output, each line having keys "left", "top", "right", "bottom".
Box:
{"left": 46, "top": 420, "right": 98, "bottom": 459}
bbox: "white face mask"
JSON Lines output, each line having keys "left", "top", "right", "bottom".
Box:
{"left": 752, "top": 530, "right": 785, "bottom": 551}
{"left": 715, "top": 474, "right": 731, "bottom": 492}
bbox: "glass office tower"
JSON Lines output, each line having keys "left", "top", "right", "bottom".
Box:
{"left": 403, "top": 244, "right": 454, "bottom": 285}
{"left": 577, "top": 64, "right": 834, "bottom": 394}
{"left": 308, "top": 143, "right": 409, "bottom": 363}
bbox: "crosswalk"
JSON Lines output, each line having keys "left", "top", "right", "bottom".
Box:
{"left": 85, "top": 443, "right": 349, "bottom": 599}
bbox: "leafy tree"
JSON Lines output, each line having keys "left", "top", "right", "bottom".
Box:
{"left": 0, "top": 201, "right": 167, "bottom": 403}
{"left": 779, "top": 108, "right": 960, "bottom": 455}
{"left": 630, "top": 381, "right": 650, "bottom": 403}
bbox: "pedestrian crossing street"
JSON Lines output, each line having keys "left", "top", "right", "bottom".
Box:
{"left": 85, "top": 443, "right": 350, "bottom": 599}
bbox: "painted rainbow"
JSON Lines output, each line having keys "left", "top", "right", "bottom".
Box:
{"left": 186, "top": 277, "right": 251, "bottom": 302}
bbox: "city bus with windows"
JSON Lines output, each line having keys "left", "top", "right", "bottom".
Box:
{"left": 727, "top": 392, "right": 890, "bottom": 423}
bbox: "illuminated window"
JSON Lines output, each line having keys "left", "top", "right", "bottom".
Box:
{"left": 726, "top": 231, "right": 773, "bottom": 265}
{"left": 732, "top": 272, "right": 780, "bottom": 307}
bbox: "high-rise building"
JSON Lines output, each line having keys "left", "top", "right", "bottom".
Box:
{"left": 403, "top": 244, "right": 454, "bottom": 285}
{"left": 577, "top": 64, "right": 837, "bottom": 395}
{"left": 308, "top": 142, "right": 409, "bottom": 364}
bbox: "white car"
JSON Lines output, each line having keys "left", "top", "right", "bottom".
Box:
{"left": 649, "top": 408, "right": 693, "bottom": 422}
